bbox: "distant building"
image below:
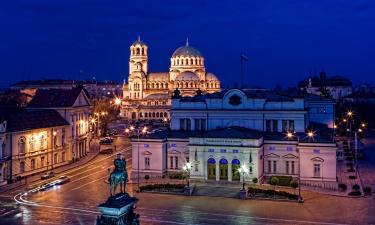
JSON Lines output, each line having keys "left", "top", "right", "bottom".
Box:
{"left": 121, "top": 38, "right": 221, "bottom": 120}
{"left": 28, "top": 87, "right": 92, "bottom": 161}
{"left": 0, "top": 110, "right": 70, "bottom": 183}
{"left": 298, "top": 72, "right": 352, "bottom": 100}
{"left": 10, "top": 79, "right": 122, "bottom": 99}
{"left": 130, "top": 89, "right": 338, "bottom": 190}
{"left": 343, "top": 84, "right": 375, "bottom": 104}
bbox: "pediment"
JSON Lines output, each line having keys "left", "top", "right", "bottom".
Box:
{"left": 264, "top": 153, "right": 280, "bottom": 158}
{"left": 142, "top": 151, "right": 152, "bottom": 155}
{"left": 311, "top": 157, "right": 324, "bottom": 162}
{"left": 183, "top": 150, "right": 189, "bottom": 155}
{"left": 73, "top": 91, "right": 90, "bottom": 107}
{"left": 168, "top": 150, "right": 181, "bottom": 154}
{"left": 282, "top": 154, "right": 297, "bottom": 159}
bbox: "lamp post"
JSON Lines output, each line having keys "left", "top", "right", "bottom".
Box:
{"left": 126, "top": 125, "right": 147, "bottom": 192}
{"left": 182, "top": 162, "right": 192, "bottom": 187}
{"left": 238, "top": 164, "right": 249, "bottom": 190}
{"left": 52, "top": 130, "right": 57, "bottom": 170}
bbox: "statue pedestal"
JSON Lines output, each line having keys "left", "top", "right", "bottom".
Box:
{"left": 96, "top": 193, "right": 139, "bottom": 225}
{"left": 239, "top": 189, "right": 247, "bottom": 200}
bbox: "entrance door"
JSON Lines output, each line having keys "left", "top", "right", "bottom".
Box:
{"left": 219, "top": 158, "right": 228, "bottom": 180}
{"left": 207, "top": 158, "right": 216, "bottom": 180}
{"left": 231, "top": 159, "right": 240, "bottom": 181}
{"left": 131, "top": 112, "right": 136, "bottom": 119}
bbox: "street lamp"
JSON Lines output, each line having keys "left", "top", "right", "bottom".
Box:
{"left": 126, "top": 125, "right": 147, "bottom": 192}
{"left": 182, "top": 162, "right": 192, "bottom": 187}
{"left": 52, "top": 131, "right": 57, "bottom": 170}
{"left": 237, "top": 164, "right": 249, "bottom": 190}
{"left": 114, "top": 98, "right": 121, "bottom": 105}
{"left": 286, "top": 132, "right": 304, "bottom": 203}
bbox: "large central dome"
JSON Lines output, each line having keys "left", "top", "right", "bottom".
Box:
{"left": 172, "top": 45, "right": 202, "bottom": 57}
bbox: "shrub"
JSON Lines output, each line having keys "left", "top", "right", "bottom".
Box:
{"left": 352, "top": 184, "right": 360, "bottom": 191}
{"left": 363, "top": 187, "right": 372, "bottom": 195}
{"left": 349, "top": 175, "right": 357, "bottom": 180}
{"left": 290, "top": 180, "right": 298, "bottom": 188}
{"left": 347, "top": 167, "right": 355, "bottom": 173}
{"left": 338, "top": 183, "right": 347, "bottom": 192}
{"left": 252, "top": 178, "right": 258, "bottom": 184}
{"left": 248, "top": 187, "right": 298, "bottom": 200}
{"left": 168, "top": 173, "right": 184, "bottom": 179}
{"left": 270, "top": 176, "right": 279, "bottom": 186}
{"left": 346, "top": 162, "right": 353, "bottom": 167}
{"left": 144, "top": 175, "right": 150, "bottom": 181}
{"left": 140, "top": 183, "right": 185, "bottom": 192}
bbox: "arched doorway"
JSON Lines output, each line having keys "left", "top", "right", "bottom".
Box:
{"left": 219, "top": 158, "right": 228, "bottom": 180}
{"left": 231, "top": 159, "right": 240, "bottom": 181}
{"left": 207, "top": 158, "right": 216, "bottom": 180}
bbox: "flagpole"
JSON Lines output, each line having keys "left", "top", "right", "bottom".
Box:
{"left": 240, "top": 52, "right": 244, "bottom": 88}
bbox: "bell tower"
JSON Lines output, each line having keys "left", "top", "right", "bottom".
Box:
{"left": 129, "top": 36, "right": 148, "bottom": 75}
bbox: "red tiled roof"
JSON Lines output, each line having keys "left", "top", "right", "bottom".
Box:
{"left": 28, "top": 87, "right": 85, "bottom": 108}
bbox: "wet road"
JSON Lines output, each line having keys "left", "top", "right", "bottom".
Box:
{"left": 0, "top": 136, "right": 374, "bottom": 225}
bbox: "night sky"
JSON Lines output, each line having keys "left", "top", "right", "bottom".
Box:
{"left": 1, "top": 0, "right": 374, "bottom": 88}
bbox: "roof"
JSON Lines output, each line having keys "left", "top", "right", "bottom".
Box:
{"left": 12, "top": 79, "right": 120, "bottom": 87}
{"left": 144, "top": 94, "right": 169, "bottom": 100}
{"left": 172, "top": 45, "right": 202, "bottom": 57}
{"left": 175, "top": 71, "right": 199, "bottom": 81}
{"left": 192, "top": 126, "right": 262, "bottom": 139}
{"left": 147, "top": 73, "right": 169, "bottom": 82}
{"left": 345, "top": 90, "right": 375, "bottom": 99}
{"left": 299, "top": 75, "right": 352, "bottom": 88}
{"left": 205, "top": 73, "right": 219, "bottom": 82}
{"left": 28, "top": 87, "right": 88, "bottom": 108}
{"left": 4, "top": 109, "right": 69, "bottom": 132}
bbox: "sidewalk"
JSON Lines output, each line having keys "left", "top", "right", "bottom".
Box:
{"left": 0, "top": 142, "right": 100, "bottom": 193}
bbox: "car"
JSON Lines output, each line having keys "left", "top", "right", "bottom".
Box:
{"left": 39, "top": 182, "right": 53, "bottom": 191}
{"left": 41, "top": 171, "right": 55, "bottom": 180}
{"left": 55, "top": 176, "right": 70, "bottom": 185}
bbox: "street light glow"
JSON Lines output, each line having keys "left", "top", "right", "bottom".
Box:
{"left": 53, "top": 131, "right": 57, "bottom": 136}
{"left": 361, "top": 123, "right": 366, "bottom": 128}
{"left": 91, "top": 118, "right": 96, "bottom": 124}
{"left": 287, "top": 132, "right": 293, "bottom": 138}
{"left": 125, "top": 128, "right": 130, "bottom": 133}
{"left": 307, "top": 131, "right": 314, "bottom": 138}
{"left": 114, "top": 98, "right": 121, "bottom": 105}
{"left": 343, "top": 119, "right": 347, "bottom": 122}
{"left": 358, "top": 128, "right": 363, "bottom": 132}
{"left": 130, "top": 126, "right": 134, "bottom": 130}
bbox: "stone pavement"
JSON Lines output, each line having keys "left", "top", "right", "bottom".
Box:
{"left": 357, "top": 132, "right": 375, "bottom": 193}
{"left": 0, "top": 139, "right": 100, "bottom": 193}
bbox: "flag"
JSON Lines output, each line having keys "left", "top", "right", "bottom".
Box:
{"left": 241, "top": 53, "right": 249, "bottom": 61}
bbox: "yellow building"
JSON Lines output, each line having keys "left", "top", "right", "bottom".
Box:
{"left": 121, "top": 38, "right": 221, "bottom": 120}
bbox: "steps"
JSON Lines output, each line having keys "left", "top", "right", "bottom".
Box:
{"left": 193, "top": 185, "right": 240, "bottom": 198}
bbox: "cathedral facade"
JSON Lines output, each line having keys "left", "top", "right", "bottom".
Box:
{"left": 121, "top": 38, "right": 221, "bottom": 120}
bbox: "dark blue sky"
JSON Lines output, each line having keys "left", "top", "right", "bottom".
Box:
{"left": 1, "top": 0, "right": 374, "bottom": 88}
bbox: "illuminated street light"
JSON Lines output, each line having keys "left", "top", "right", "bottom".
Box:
{"left": 114, "top": 98, "right": 121, "bottom": 105}
{"left": 125, "top": 128, "right": 130, "bottom": 133}
{"left": 347, "top": 111, "right": 353, "bottom": 117}
{"left": 307, "top": 131, "right": 314, "bottom": 138}
{"left": 238, "top": 164, "right": 249, "bottom": 190}
{"left": 333, "top": 125, "right": 337, "bottom": 129}
{"left": 286, "top": 132, "right": 293, "bottom": 139}
{"left": 183, "top": 162, "right": 192, "bottom": 187}
{"left": 91, "top": 118, "right": 96, "bottom": 124}
{"left": 361, "top": 123, "right": 366, "bottom": 128}
{"left": 358, "top": 128, "right": 363, "bottom": 133}
{"left": 52, "top": 131, "right": 57, "bottom": 136}
{"left": 343, "top": 119, "right": 347, "bottom": 122}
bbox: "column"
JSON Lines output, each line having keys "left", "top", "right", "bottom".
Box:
{"left": 215, "top": 160, "right": 220, "bottom": 181}
{"left": 228, "top": 163, "right": 232, "bottom": 182}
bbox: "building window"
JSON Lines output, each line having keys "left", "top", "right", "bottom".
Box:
{"left": 19, "top": 137, "right": 26, "bottom": 154}
{"left": 40, "top": 135, "right": 46, "bottom": 150}
{"left": 194, "top": 119, "right": 206, "bottom": 131}
{"left": 282, "top": 120, "right": 288, "bottom": 132}
{"left": 291, "top": 161, "right": 295, "bottom": 174}
{"left": 175, "top": 156, "right": 179, "bottom": 169}
{"left": 268, "top": 160, "right": 272, "bottom": 173}
{"left": 186, "top": 157, "right": 189, "bottom": 163}
{"left": 194, "top": 150, "right": 198, "bottom": 161}
{"left": 54, "top": 153, "right": 58, "bottom": 164}
{"left": 180, "top": 118, "right": 191, "bottom": 131}
{"left": 62, "top": 152, "right": 66, "bottom": 162}
{"left": 170, "top": 156, "right": 173, "bottom": 169}
{"left": 41, "top": 156, "right": 45, "bottom": 168}
{"left": 313, "top": 164, "right": 321, "bottom": 177}
{"left": 266, "top": 120, "right": 272, "bottom": 132}
{"left": 273, "top": 160, "right": 277, "bottom": 173}
{"left": 286, "top": 161, "right": 290, "bottom": 174}
{"left": 145, "top": 157, "right": 150, "bottom": 170}
{"left": 31, "top": 159, "right": 36, "bottom": 170}
{"left": 289, "top": 120, "right": 295, "bottom": 132}
{"left": 29, "top": 136, "right": 35, "bottom": 152}
{"left": 20, "top": 161, "right": 25, "bottom": 173}
{"left": 272, "top": 120, "right": 278, "bottom": 132}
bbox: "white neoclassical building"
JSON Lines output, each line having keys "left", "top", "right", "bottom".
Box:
{"left": 121, "top": 38, "right": 221, "bottom": 120}
{"left": 131, "top": 89, "right": 338, "bottom": 189}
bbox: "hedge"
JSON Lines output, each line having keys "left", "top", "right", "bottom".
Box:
{"left": 248, "top": 187, "right": 298, "bottom": 200}
{"left": 268, "top": 176, "right": 292, "bottom": 187}
{"left": 140, "top": 183, "right": 185, "bottom": 192}
{"left": 348, "top": 191, "right": 361, "bottom": 196}
{"left": 363, "top": 187, "right": 372, "bottom": 195}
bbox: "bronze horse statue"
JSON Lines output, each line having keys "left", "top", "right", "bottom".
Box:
{"left": 109, "top": 154, "right": 128, "bottom": 196}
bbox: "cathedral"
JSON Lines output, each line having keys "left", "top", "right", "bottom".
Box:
{"left": 121, "top": 38, "right": 221, "bottom": 120}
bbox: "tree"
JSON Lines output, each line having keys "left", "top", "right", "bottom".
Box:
{"left": 252, "top": 178, "right": 258, "bottom": 186}
{"left": 91, "top": 99, "right": 120, "bottom": 136}
{"left": 270, "top": 176, "right": 279, "bottom": 198}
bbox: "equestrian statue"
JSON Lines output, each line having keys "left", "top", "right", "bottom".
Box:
{"left": 109, "top": 153, "right": 128, "bottom": 196}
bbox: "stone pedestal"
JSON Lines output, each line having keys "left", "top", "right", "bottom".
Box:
{"left": 96, "top": 193, "right": 139, "bottom": 225}
{"left": 239, "top": 189, "right": 247, "bottom": 200}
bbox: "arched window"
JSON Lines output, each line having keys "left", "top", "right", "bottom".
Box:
{"left": 177, "top": 83, "right": 180, "bottom": 88}
{"left": 185, "top": 82, "right": 188, "bottom": 88}
{"left": 156, "top": 112, "right": 159, "bottom": 117}
{"left": 190, "top": 82, "right": 193, "bottom": 88}
{"left": 166, "top": 83, "right": 169, "bottom": 88}
{"left": 152, "top": 83, "right": 155, "bottom": 89}
{"left": 232, "top": 159, "right": 240, "bottom": 165}
{"left": 141, "top": 48, "right": 144, "bottom": 55}
{"left": 195, "top": 58, "right": 198, "bottom": 64}
{"left": 164, "top": 112, "right": 167, "bottom": 117}
{"left": 219, "top": 158, "right": 228, "bottom": 164}
{"left": 185, "top": 59, "right": 188, "bottom": 65}
{"left": 18, "top": 137, "right": 26, "bottom": 154}
{"left": 40, "top": 135, "right": 46, "bottom": 150}
{"left": 136, "top": 48, "right": 140, "bottom": 55}
{"left": 156, "top": 83, "right": 159, "bottom": 89}
{"left": 207, "top": 158, "right": 216, "bottom": 164}
{"left": 152, "top": 112, "right": 155, "bottom": 118}
{"left": 190, "top": 58, "right": 193, "bottom": 65}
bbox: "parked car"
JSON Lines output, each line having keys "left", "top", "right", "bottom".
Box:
{"left": 55, "top": 176, "right": 70, "bottom": 185}
{"left": 99, "top": 137, "right": 114, "bottom": 145}
{"left": 41, "top": 171, "right": 55, "bottom": 180}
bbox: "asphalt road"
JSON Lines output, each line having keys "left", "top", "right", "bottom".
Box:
{"left": 0, "top": 136, "right": 374, "bottom": 225}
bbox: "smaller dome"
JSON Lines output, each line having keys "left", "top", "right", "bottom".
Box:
{"left": 206, "top": 72, "right": 219, "bottom": 81}
{"left": 175, "top": 71, "right": 199, "bottom": 81}
{"left": 172, "top": 46, "right": 202, "bottom": 57}
{"left": 131, "top": 36, "right": 147, "bottom": 46}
